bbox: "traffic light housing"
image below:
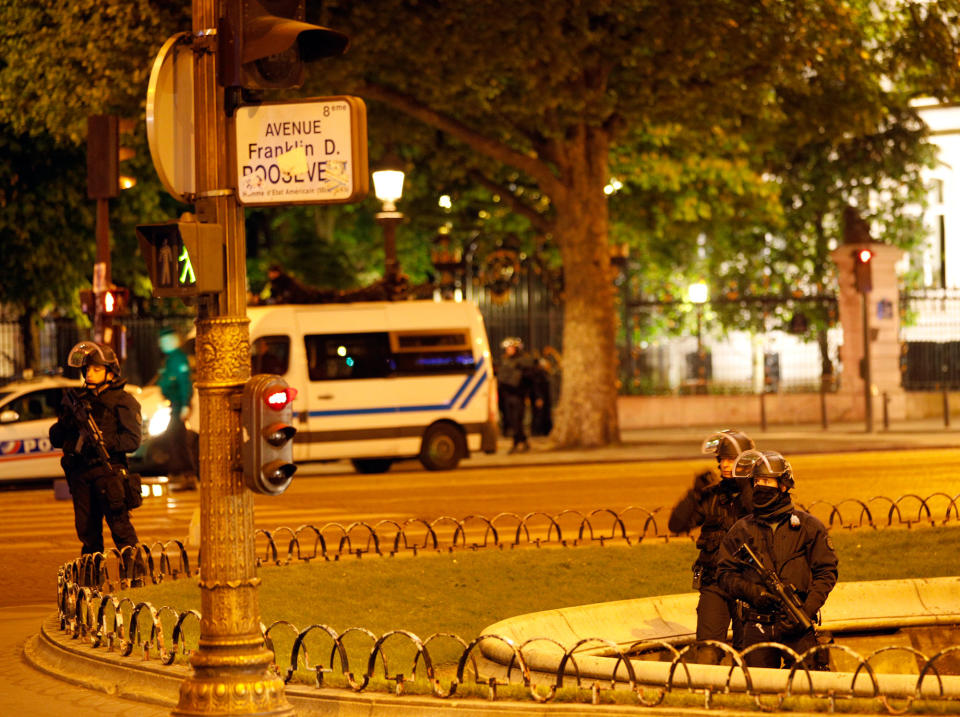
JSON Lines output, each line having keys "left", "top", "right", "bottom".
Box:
{"left": 101, "top": 287, "right": 129, "bottom": 315}
{"left": 87, "top": 115, "right": 137, "bottom": 199}
{"left": 241, "top": 374, "right": 298, "bottom": 495}
{"left": 219, "top": 0, "right": 349, "bottom": 90}
{"left": 79, "top": 287, "right": 129, "bottom": 317}
{"left": 854, "top": 248, "right": 873, "bottom": 293}
{"left": 136, "top": 220, "right": 225, "bottom": 298}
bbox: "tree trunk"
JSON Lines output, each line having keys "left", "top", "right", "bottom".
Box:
{"left": 549, "top": 126, "right": 620, "bottom": 447}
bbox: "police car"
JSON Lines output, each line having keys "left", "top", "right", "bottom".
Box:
{"left": 0, "top": 375, "right": 166, "bottom": 482}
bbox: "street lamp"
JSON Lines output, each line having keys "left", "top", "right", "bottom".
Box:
{"left": 687, "top": 282, "right": 709, "bottom": 391}
{"left": 373, "top": 155, "right": 405, "bottom": 295}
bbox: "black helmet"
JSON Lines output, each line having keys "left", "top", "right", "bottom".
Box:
{"left": 67, "top": 341, "right": 120, "bottom": 374}
{"left": 731, "top": 449, "right": 794, "bottom": 490}
{"left": 701, "top": 429, "right": 755, "bottom": 460}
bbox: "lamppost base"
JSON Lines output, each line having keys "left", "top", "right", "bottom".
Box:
{"left": 173, "top": 674, "right": 292, "bottom": 716}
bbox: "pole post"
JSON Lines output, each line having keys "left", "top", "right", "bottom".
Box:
{"left": 861, "top": 291, "right": 873, "bottom": 433}
{"left": 94, "top": 197, "right": 113, "bottom": 347}
{"left": 376, "top": 212, "right": 402, "bottom": 299}
{"left": 173, "top": 0, "right": 293, "bottom": 714}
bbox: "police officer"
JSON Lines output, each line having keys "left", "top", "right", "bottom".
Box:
{"left": 157, "top": 327, "right": 197, "bottom": 486}
{"left": 498, "top": 337, "right": 531, "bottom": 453}
{"left": 668, "top": 429, "right": 755, "bottom": 663}
{"left": 50, "top": 342, "right": 142, "bottom": 556}
{"left": 716, "top": 450, "right": 838, "bottom": 669}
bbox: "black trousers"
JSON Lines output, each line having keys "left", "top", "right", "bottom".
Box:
{"left": 68, "top": 471, "right": 138, "bottom": 555}
{"left": 500, "top": 386, "right": 527, "bottom": 445}
{"left": 742, "top": 621, "right": 820, "bottom": 669}
{"left": 694, "top": 585, "right": 744, "bottom": 663}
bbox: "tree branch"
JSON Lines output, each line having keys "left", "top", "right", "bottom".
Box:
{"left": 467, "top": 170, "right": 552, "bottom": 234}
{"left": 358, "top": 82, "right": 565, "bottom": 199}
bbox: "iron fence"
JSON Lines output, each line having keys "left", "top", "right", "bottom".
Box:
{"left": 0, "top": 316, "right": 193, "bottom": 387}
{"left": 620, "top": 297, "right": 839, "bottom": 396}
{"left": 900, "top": 289, "right": 960, "bottom": 391}
{"left": 54, "top": 496, "right": 960, "bottom": 713}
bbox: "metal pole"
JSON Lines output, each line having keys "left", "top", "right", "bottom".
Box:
{"left": 862, "top": 291, "right": 873, "bottom": 433}
{"left": 94, "top": 197, "right": 113, "bottom": 346}
{"left": 173, "top": 0, "right": 292, "bottom": 714}
{"left": 377, "top": 212, "right": 401, "bottom": 298}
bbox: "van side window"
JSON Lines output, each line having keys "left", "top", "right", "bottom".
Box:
{"left": 305, "top": 333, "right": 393, "bottom": 381}
{"left": 391, "top": 330, "right": 476, "bottom": 375}
{"left": 251, "top": 336, "right": 290, "bottom": 375}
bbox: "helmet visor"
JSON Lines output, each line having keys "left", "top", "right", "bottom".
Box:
{"left": 701, "top": 434, "right": 725, "bottom": 455}
{"left": 67, "top": 341, "right": 104, "bottom": 368}
{"left": 731, "top": 449, "right": 766, "bottom": 478}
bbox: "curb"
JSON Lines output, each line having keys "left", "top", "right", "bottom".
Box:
{"left": 26, "top": 613, "right": 732, "bottom": 716}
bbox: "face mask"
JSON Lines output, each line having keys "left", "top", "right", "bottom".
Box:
{"left": 753, "top": 485, "right": 780, "bottom": 507}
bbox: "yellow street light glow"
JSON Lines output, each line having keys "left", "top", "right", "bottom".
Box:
{"left": 687, "top": 282, "right": 709, "bottom": 304}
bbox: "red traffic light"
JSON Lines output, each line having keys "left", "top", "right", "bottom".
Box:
{"left": 264, "top": 387, "right": 297, "bottom": 410}
{"left": 857, "top": 249, "right": 873, "bottom": 264}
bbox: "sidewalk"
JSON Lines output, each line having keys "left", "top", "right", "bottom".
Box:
{"left": 4, "top": 417, "right": 958, "bottom": 716}
{"left": 466, "top": 417, "right": 960, "bottom": 468}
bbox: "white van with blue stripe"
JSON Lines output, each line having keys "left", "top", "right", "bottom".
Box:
{"left": 248, "top": 300, "right": 498, "bottom": 472}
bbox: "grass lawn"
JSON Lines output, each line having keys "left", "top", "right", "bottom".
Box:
{"left": 126, "top": 525, "right": 960, "bottom": 641}
{"left": 117, "top": 525, "right": 960, "bottom": 709}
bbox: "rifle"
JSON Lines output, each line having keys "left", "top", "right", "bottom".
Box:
{"left": 735, "top": 542, "right": 815, "bottom": 633}
{"left": 63, "top": 388, "right": 115, "bottom": 468}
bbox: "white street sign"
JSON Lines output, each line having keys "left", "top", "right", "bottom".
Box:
{"left": 234, "top": 96, "right": 368, "bottom": 206}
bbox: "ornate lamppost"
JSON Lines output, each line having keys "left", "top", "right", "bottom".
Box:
{"left": 372, "top": 155, "right": 405, "bottom": 298}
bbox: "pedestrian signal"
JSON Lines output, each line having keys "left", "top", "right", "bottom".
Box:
{"left": 136, "top": 221, "right": 225, "bottom": 298}
{"left": 242, "top": 374, "right": 298, "bottom": 495}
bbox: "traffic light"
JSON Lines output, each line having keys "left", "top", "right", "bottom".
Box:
{"left": 219, "top": 0, "right": 349, "bottom": 90}
{"left": 79, "top": 287, "right": 129, "bottom": 317}
{"left": 101, "top": 287, "right": 129, "bottom": 315}
{"left": 854, "top": 248, "right": 873, "bottom": 293}
{"left": 241, "top": 374, "right": 298, "bottom": 495}
{"left": 136, "top": 220, "right": 225, "bottom": 298}
{"left": 86, "top": 115, "right": 137, "bottom": 199}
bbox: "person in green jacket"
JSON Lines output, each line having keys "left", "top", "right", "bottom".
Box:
{"left": 157, "top": 328, "right": 196, "bottom": 486}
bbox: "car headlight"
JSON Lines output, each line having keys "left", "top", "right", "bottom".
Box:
{"left": 147, "top": 405, "right": 172, "bottom": 437}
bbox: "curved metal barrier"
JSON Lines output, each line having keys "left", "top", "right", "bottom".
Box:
{"left": 52, "top": 495, "right": 960, "bottom": 712}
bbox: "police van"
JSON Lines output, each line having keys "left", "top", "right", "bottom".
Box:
{"left": 246, "top": 300, "right": 497, "bottom": 472}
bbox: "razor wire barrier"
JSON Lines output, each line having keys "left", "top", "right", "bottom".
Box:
{"left": 52, "top": 577, "right": 960, "bottom": 712}
{"left": 50, "top": 495, "right": 960, "bottom": 588}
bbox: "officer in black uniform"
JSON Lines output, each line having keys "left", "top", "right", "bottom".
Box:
{"left": 668, "top": 429, "right": 755, "bottom": 663}
{"left": 498, "top": 337, "right": 531, "bottom": 453}
{"left": 716, "top": 449, "right": 838, "bottom": 669}
{"left": 50, "top": 342, "right": 142, "bottom": 556}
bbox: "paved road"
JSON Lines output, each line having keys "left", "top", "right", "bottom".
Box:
{"left": 1, "top": 445, "right": 957, "bottom": 609}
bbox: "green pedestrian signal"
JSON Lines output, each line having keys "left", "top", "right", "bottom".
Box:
{"left": 178, "top": 244, "right": 197, "bottom": 286}
{"left": 136, "top": 220, "right": 224, "bottom": 298}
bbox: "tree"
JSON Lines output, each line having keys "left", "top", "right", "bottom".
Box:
{"left": 311, "top": 0, "right": 945, "bottom": 446}
{"left": 0, "top": 128, "right": 93, "bottom": 369}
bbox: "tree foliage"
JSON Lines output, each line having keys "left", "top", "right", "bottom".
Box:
{"left": 1, "top": 0, "right": 958, "bottom": 443}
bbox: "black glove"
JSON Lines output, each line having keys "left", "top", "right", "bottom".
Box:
{"left": 745, "top": 584, "right": 778, "bottom": 611}
{"left": 693, "top": 471, "right": 716, "bottom": 496}
{"left": 774, "top": 613, "right": 808, "bottom": 638}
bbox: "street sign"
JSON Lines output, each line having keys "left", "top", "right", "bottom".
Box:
{"left": 136, "top": 220, "right": 225, "bottom": 298}
{"left": 146, "top": 33, "right": 196, "bottom": 203}
{"left": 234, "top": 96, "right": 368, "bottom": 206}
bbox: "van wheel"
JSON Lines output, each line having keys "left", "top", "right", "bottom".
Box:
{"left": 420, "top": 424, "right": 465, "bottom": 471}
{"left": 351, "top": 458, "right": 393, "bottom": 474}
